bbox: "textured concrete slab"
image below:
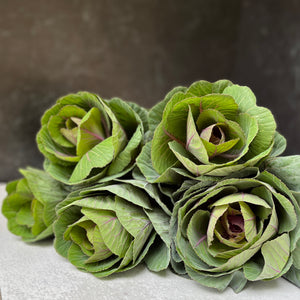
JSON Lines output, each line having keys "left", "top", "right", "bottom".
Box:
{"left": 0, "top": 183, "right": 299, "bottom": 299}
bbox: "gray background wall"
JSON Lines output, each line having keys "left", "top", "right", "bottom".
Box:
{"left": 0, "top": 0, "right": 299, "bottom": 181}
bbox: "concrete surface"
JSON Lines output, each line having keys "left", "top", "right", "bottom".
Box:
{"left": 0, "top": 183, "right": 299, "bottom": 300}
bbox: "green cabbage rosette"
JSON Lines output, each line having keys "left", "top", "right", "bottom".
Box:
{"left": 37, "top": 92, "right": 147, "bottom": 185}
{"left": 53, "top": 179, "right": 172, "bottom": 277}
{"left": 2, "top": 168, "right": 69, "bottom": 242}
{"left": 170, "top": 169, "right": 300, "bottom": 292}
{"left": 137, "top": 80, "right": 286, "bottom": 184}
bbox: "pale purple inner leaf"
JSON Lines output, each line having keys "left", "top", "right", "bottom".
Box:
{"left": 227, "top": 215, "right": 244, "bottom": 233}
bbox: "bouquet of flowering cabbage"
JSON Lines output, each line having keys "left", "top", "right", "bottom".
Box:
{"left": 2, "top": 80, "right": 300, "bottom": 294}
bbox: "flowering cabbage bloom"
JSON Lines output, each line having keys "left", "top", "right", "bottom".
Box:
{"left": 2, "top": 168, "right": 68, "bottom": 242}
{"left": 54, "top": 179, "right": 172, "bottom": 277}
{"left": 170, "top": 166, "right": 300, "bottom": 292}
{"left": 37, "top": 92, "right": 147, "bottom": 184}
{"left": 138, "top": 80, "right": 285, "bottom": 184}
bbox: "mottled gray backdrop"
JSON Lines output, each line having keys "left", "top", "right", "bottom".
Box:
{"left": 0, "top": 0, "right": 299, "bottom": 181}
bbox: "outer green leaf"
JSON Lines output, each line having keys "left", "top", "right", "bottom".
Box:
{"left": 31, "top": 199, "right": 47, "bottom": 235}
{"left": 136, "top": 141, "right": 182, "bottom": 184}
{"left": 273, "top": 192, "right": 297, "bottom": 234}
{"left": 187, "top": 80, "right": 214, "bottom": 96}
{"left": 108, "top": 98, "right": 140, "bottom": 137}
{"left": 66, "top": 195, "right": 116, "bottom": 213}
{"left": 246, "top": 107, "right": 276, "bottom": 157}
{"left": 54, "top": 206, "right": 81, "bottom": 257}
{"left": 151, "top": 122, "right": 179, "bottom": 174}
{"left": 144, "top": 238, "right": 170, "bottom": 271}
{"left": 270, "top": 131, "right": 287, "bottom": 156}
{"left": 43, "top": 159, "right": 74, "bottom": 184}
{"left": 210, "top": 193, "right": 271, "bottom": 209}
{"left": 223, "top": 85, "right": 257, "bottom": 109}
{"left": 229, "top": 270, "right": 248, "bottom": 293}
{"left": 292, "top": 238, "right": 300, "bottom": 269}
{"left": 144, "top": 207, "right": 171, "bottom": 247}
{"left": 186, "top": 265, "right": 235, "bottom": 292}
{"left": 84, "top": 183, "right": 152, "bottom": 210}
{"left": 185, "top": 210, "right": 209, "bottom": 250}
{"left": 122, "top": 178, "right": 172, "bottom": 216}
{"left": 115, "top": 196, "right": 150, "bottom": 237}
{"left": 264, "top": 156, "right": 300, "bottom": 192}
{"left": 15, "top": 203, "right": 34, "bottom": 226}
{"left": 232, "top": 112, "right": 258, "bottom": 161}
{"left": 58, "top": 92, "right": 104, "bottom": 115}
{"left": 187, "top": 79, "right": 233, "bottom": 97}
{"left": 69, "top": 137, "right": 114, "bottom": 183}
{"left": 132, "top": 220, "right": 153, "bottom": 262}
{"left": 211, "top": 79, "right": 234, "bottom": 93}
{"left": 223, "top": 85, "right": 276, "bottom": 157}
{"left": 108, "top": 125, "right": 142, "bottom": 175}
{"left": 284, "top": 265, "right": 300, "bottom": 287}
{"left": 148, "top": 86, "right": 187, "bottom": 133}
{"left": 20, "top": 168, "right": 69, "bottom": 226}
{"left": 126, "top": 101, "right": 149, "bottom": 133}
{"left": 161, "top": 91, "right": 192, "bottom": 122}
{"left": 256, "top": 234, "right": 290, "bottom": 280}
{"left": 258, "top": 171, "right": 300, "bottom": 251}
{"left": 176, "top": 229, "right": 211, "bottom": 270}
{"left": 116, "top": 231, "right": 157, "bottom": 275}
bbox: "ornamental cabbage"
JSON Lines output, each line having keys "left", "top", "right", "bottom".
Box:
{"left": 37, "top": 92, "right": 147, "bottom": 185}
{"left": 138, "top": 80, "right": 286, "bottom": 184}
{"left": 54, "top": 179, "right": 172, "bottom": 277}
{"left": 170, "top": 166, "right": 300, "bottom": 292}
{"left": 2, "top": 168, "right": 69, "bottom": 242}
